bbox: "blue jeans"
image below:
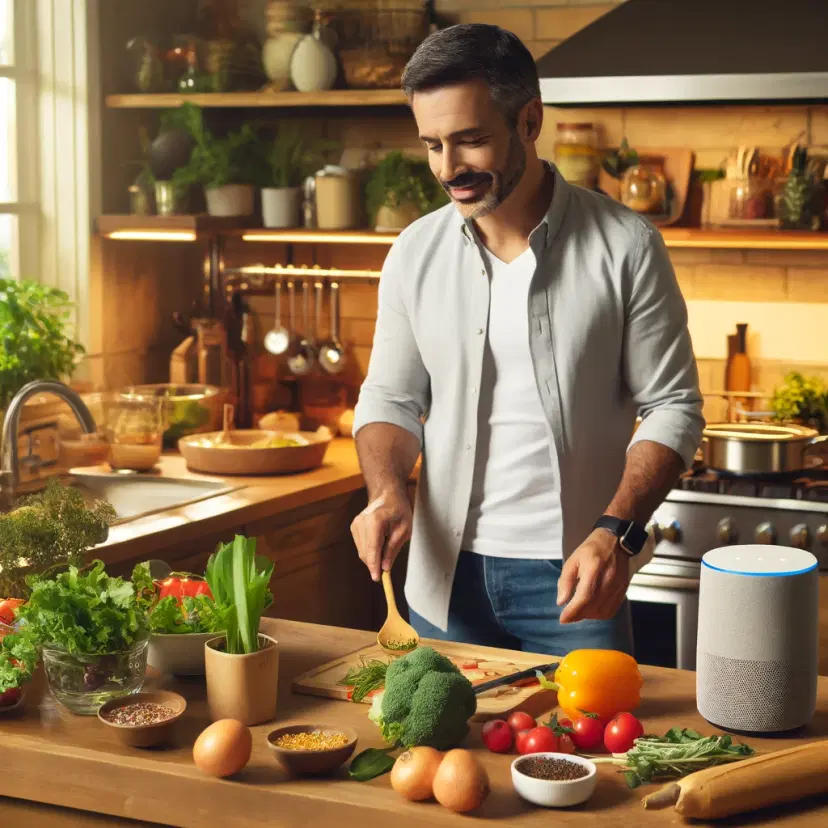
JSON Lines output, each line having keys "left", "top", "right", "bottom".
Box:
{"left": 409, "top": 551, "right": 633, "bottom": 657}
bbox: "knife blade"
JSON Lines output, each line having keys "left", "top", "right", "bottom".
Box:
{"left": 472, "top": 662, "right": 559, "bottom": 696}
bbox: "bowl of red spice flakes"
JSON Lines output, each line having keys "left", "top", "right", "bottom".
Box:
{"left": 98, "top": 690, "right": 187, "bottom": 748}
{"left": 511, "top": 753, "right": 597, "bottom": 808}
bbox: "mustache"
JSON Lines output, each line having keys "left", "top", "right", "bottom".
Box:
{"left": 442, "top": 172, "right": 492, "bottom": 190}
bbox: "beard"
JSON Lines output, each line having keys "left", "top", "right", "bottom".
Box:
{"left": 441, "top": 131, "right": 527, "bottom": 220}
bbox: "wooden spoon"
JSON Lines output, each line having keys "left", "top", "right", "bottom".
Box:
{"left": 217, "top": 403, "right": 234, "bottom": 445}
{"left": 377, "top": 570, "right": 420, "bottom": 655}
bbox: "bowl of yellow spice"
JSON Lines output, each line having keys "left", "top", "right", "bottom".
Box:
{"left": 266, "top": 723, "right": 358, "bottom": 776}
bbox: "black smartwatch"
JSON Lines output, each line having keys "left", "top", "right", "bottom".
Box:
{"left": 593, "top": 516, "right": 648, "bottom": 556}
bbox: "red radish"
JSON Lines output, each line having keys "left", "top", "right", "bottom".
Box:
{"left": 507, "top": 711, "right": 536, "bottom": 734}
{"left": 481, "top": 719, "right": 513, "bottom": 753}
{"left": 604, "top": 712, "right": 644, "bottom": 754}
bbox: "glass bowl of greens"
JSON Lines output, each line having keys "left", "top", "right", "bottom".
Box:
{"left": 41, "top": 639, "right": 149, "bottom": 715}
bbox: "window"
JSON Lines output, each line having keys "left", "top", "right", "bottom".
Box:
{"left": 0, "top": 0, "right": 17, "bottom": 278}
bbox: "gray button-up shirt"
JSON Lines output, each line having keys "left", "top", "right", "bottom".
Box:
{"left": 353, "top": 166, "right": 705, "bottom": 631}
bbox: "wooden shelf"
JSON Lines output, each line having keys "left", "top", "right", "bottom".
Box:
{"left": 96, "top": 216, "right": 828, "bottom": 252}
{"left": 105, "top": 89, "right": 408, "bottom": 109}
{"left": 660, "top": 228, "right": 828, "bottom": 251}
{"left": 97, "top": 214, "right": 248, "bottom": 240}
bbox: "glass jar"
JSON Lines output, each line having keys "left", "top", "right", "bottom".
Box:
{"left": 104, "top": 396, "right": 165, "bottom": 472}
{"left": 621, "top": 164, "right": 668, "bottom": 215}
{"left": 728, "top": 177, "right": 772, "bottom": 220}
{"left": 554, "top": 123, "right": 599, "bottom": 189}
{"left": 41, "top": 639, "right": 149, "bottom": 715}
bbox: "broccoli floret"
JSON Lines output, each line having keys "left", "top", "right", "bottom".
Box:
{"left": 371, "top": 646, "right": 476, "bottom": 750}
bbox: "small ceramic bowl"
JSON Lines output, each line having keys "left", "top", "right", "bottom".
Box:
{"left": 511, "top": 753, "right": 598, "bottom": 808}
{"left": 98, "top": 690, "right": 187, "bottom": 748}
{"left": 266, "top": 723, "right": 358, "bottom": 776}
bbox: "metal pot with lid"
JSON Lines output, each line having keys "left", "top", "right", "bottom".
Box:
{"left": 701, "top": 422, "right": 828, "bottom": 475}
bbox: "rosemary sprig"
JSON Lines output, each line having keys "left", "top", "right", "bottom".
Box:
{"left": 592, "top": 727, "right": 755, "bottom": 788}
{"left": 338, "top": 657, "right": 390, "bottom": 703}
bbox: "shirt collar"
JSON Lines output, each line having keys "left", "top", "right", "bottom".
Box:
{"left": 457, "top": 160, "right": 569, "bottom": 249}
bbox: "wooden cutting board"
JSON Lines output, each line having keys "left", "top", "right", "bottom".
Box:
{"left": 291, "top": 638, "right": 560, "bottom": 719}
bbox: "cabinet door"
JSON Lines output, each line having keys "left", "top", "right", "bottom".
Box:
{"left": 245, "top": 491, "right": 376, "bottom": 631}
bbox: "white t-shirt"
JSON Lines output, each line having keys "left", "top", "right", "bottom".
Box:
{"left": 462, "top": 244, "right": 563, "bottom": 558}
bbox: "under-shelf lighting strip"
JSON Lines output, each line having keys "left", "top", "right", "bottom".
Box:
{"left": 105, "top": 230, "right": 197, "bottom": 242}
{"left": 240, "top": 231, "right": 397, "bottom": 245}
{"left": 223, "top": 264, "right": 381, "bottom": 282}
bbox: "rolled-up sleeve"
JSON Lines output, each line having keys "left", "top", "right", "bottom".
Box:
{"left": 352, "top": 237, "right": 431, "bottom": 446}
{"left": 625, "top": 223, "right": 705, "bottom": 468}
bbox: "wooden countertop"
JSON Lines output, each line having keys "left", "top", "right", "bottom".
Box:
{"left": 94, "top": 439, "right": 370, "bottom": 566}
{"left": 2, "top": 619, "right": 827, "bottom": 828}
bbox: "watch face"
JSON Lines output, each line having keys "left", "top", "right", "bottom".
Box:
{"left": 621, "top": 522, "right": 648, "bottom": 556}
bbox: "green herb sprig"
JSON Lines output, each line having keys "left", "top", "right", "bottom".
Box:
{"left": 338, "top": 657, "right": 390, "bottom": 703}
{"left": 593, "top": 727, "right": 754, "bottom": 789}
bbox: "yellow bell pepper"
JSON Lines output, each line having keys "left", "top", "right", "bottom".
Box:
{"left": 539, "top": 649, "right": 643, "bottom": 721}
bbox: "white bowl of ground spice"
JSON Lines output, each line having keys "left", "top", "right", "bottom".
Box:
{"left": 511, "top": 753, "right": 597, "bottom": 808}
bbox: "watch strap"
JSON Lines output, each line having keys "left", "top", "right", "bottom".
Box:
{"left": 593, "top": 515, "right": 648, "bottom": 556}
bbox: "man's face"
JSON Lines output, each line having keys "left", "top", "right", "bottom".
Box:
{"left": 411, "top": 80, "right": 527, "bottom": 220}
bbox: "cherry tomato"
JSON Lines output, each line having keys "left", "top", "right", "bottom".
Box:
{"left": 507, "top": 711, "right": 536, "bottom": 734}
{"left": 0, "top": 687, "right": 21, "bottom": 707}
{"left": 514, "top": 729, "right": 533, "bottom": 755}
{"left": 558, "top": 717, "right": 573, "bottom": 730}
{"left": 557, "top": 734, "right": 576, "bottom": 754}
{"left": 571, "top": 715, "right": 606, "bottom": 752}
{"left": 0, "top": 598, "right": 24, "bottom": 626}
{"left": 481, "top": 719, "right": 513, "bottom": 753}
{"left": 521, "top": 726, "right": 559, "bottom": 755}
{"left": 604, "top": 712, "right": 644, "bottom": 754}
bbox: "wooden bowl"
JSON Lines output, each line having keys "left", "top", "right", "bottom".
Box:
{"left": 97, "top": 690, "right": 187, "bottom": 748}
{"left": 178, "top": 428, "right": 332, "bottom": 476}
{"left": 266, "top": 724, "right": 358, "bottom": 776}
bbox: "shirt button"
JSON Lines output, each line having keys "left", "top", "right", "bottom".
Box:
{"left": 465, "top": 444, "right": 471, "bottom": 450}
{"left": 481, "top": 269, "right": 485, "bottom": 276}
{"left": 470, "top": 387, "right": 477, "bottom": 395}
{"left": 454, "top": 529, "right": 462, "bottom": 537}
{"left": 476, "top": 328, "right": 483, "bottom": 335}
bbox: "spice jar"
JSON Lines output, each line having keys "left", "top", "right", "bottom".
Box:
{"left": 728, "top": 177, "right": 771, "bottom": 220}
{"left": 315, "top": 166, "right": 359, "bottom": 229}
{"left": 621, "top": 164, "right": 667, "bottom": 215}
{"left": 554, "top": 123, "right": 599, "bottom": 189}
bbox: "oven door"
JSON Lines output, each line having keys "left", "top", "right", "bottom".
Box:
{"left": 627, "top": 574, "right": 699, "bottom": 671}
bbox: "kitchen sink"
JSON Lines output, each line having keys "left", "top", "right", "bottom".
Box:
{"left": 68, "top": 473, "right": 243, "bottom": 524}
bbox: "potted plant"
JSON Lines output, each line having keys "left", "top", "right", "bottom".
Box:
{"left": 203, "top": 534, "right": 277, "bottom": 726}
{"left": 0, "top": 478, "right": 116, "bottom": 599}
{"left": 771, "top": 372, "right": 828, "bottom": 433}
{"left": 0, "top": 280, "right": 85, "bottom": 415}
{"left": 8, "top": 559, "right": 155, "bottom": 715}
{"left": 171, "top": 103, "right": 263, "bottom": 217}
{"left": 365, "top": 151, "right": 448, "bottom": 232}
{"left": 261, "top": 127, "right": 335, "bottom": 229}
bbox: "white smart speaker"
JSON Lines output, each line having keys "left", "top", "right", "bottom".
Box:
{"left": 696, "top": 544, "right": 819, "bottom": 733}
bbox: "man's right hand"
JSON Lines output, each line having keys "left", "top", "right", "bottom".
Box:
{"left": 350, "top": 488, "right": 413, "bottom": 581}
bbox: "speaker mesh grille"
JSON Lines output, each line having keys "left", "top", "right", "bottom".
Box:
{"left": 697, "top": 652, "right": 816, "bottom": 732}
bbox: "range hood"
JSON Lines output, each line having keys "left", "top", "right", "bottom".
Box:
{"left": 536, "top": 0, "right": 828, "bottom": 106}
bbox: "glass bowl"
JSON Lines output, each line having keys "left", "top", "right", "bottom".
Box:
{"left": 41, "top": 638, "right": 149, "bottom": 715}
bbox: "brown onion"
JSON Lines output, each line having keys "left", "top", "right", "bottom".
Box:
{"left": 432, "top": 749, "right": 490, "bottom": 813}
{"left": 390, "top": 747, "right": 443, "bottom": 801}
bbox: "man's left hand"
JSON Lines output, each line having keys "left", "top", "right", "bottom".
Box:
{"left": 557, "top": 529, "right": 630, "bottom": 623}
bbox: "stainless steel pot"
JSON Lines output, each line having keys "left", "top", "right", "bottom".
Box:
{"left": 702, "top": 422, "right": 828, "bottom": 475}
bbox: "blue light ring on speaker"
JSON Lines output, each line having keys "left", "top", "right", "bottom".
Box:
{"left": 701, "top": 559, "right": 817, "bottom": 577}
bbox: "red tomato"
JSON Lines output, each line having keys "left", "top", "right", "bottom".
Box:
{"left": 481, "top": 719, "right": 513, "bottom": 753}
{"left": 0, "top": 687, "right": 21, "bottom": 707}
{"left": 571, "top": 715, "right": 606, "bottom": 752}
{"left": 0, "top": 598, "right": 24, "bottom": 626}
{"left": 155, "top": 574, "right": 212, "bottom": 602}
{"left": 521, "top": 726, "right": 559, "bottom": 755}
{"left": 558, "top": 717, "right": 573, "bottom": 730}
{"left": 514, "top": 729, "right": 533, "bottom": 755}
{"left": 557, "top": 734, "right": 576, "bottom": 754}
{"left": 604, "top": 712, "right": 645, "bottom": 754}
{"left": 507, "top": 711, "right": 536, "bottom": 734}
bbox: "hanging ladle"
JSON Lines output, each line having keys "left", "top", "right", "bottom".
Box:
{"left": 287, "top": 280, "right": 315, "bottom": 376}
{"left": 319, "top": 281, "right": 346, "bottom": 374}
{"left": 263, "top": 277, "right": 290, "bottom": 355}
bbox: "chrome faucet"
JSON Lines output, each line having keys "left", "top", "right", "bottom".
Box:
{"left": 0, "top": 380, "right": 96, "bottom": 507}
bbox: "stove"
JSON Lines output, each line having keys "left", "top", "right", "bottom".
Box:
{"left": 628, "top": 467, "right": 828, "bottom": 671}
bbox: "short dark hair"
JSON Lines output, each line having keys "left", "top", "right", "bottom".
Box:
{"left": 402, "top": 24, "right": 541, "bottom": 125}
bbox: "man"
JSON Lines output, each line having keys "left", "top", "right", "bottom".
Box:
{"left": 350, "top": 24, "right": 704, "bottom": 655}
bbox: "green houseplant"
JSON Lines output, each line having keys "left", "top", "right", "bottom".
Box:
{"left": 771, "top": 372, "right": 828, "bottom": 433}
{"left": 203, "top": 534, "right": 278, "bottom": 726}
{"left": 365, "top": 151, "right": 449, "bottom": 231}
{"left": 170, "top": 103, "right": 264, "bottom": 217}
{"left": 261, "top": 126, "right": 336, "bottom": 229}
{"left": 0, "top": 279, "right": 85, "bottom": 411}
